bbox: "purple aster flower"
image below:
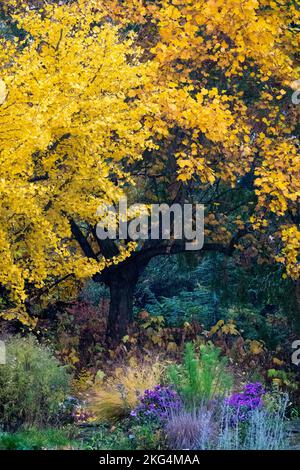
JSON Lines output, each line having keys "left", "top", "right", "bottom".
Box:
{"left": 225, "top": 382, "right": 266, "bottom": 425}
{"left": 130, "top": 385, "right": 182, "bottom": 423}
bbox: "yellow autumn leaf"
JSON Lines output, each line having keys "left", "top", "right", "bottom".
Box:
{"left": 209, "top": 320, "right": 224, "bottom": 335}
{"left": 273, "top": 357, "right": 284, "bottom": 366}
{"left": 167, "top": 342, "right": 178, "bottom": 352}
{"left": 249, "top": 340, "right": 264, "bottom": 355}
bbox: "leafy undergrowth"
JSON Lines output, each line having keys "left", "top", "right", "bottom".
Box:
{"left": 0, "top": 335, "right": 296, "bottom": 450}
{"left": 0, "top": 427, "right": 79, "bottom": 450}
{"left": 80, "top": 343, "right": 292, "bottom": 450}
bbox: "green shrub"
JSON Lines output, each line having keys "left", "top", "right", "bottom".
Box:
{"left": 167, "top": 342, "right": 233, "bottom": 405}
{"left": 129, "top": 422, "right": 166, "bottom": 450}
{"left": 0, "top": 427, "right": 75, "bottom": 450}
{"left": 83, "top": 421, "right": 166, "bottom": 450}
{"left": 0, "top": 335, "right": 71, "bottom": 431}
{"left": 142, "top": 290, "right": 213, "bottom": 327}
{"left": 83, "top": 423, "right": 133, "bottom": 450}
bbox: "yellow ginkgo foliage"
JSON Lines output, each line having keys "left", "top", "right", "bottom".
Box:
{"left": 0, "top": 2, "right": 156, "bottom": 321}
{"left": 1, "top": 0, "right": 300, "bottom": 335}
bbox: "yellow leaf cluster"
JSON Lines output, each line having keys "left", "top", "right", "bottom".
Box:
{"left": 0, "top": 3, "right": 156, "bottom": 308}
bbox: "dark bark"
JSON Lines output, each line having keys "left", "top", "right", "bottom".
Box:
{"left": 104, "top": 264, "right": 140, "bottom": 346}
{"left": 97, "top": 241, "right": 158, "bottom": 345}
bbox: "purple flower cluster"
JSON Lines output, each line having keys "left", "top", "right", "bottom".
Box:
{"left": 225, "top": 382, "right": 266, "bottom": 424}
{"left": 130, "top": 385, "right": 182, "bottom": 422}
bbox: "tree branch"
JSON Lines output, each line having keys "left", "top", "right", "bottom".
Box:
{"left": 70, "top": 219, "right": 98, "bottom": 260}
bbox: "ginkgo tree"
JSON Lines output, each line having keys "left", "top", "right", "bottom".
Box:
{"left": 0, "top": 0, "right": 299, "bottom": 343}
{"left": 0, "top": 1, "right": 159, "bottom": 326}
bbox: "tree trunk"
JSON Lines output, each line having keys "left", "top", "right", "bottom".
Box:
{"left": 105, "top": 267, "right": 139, "bottom": 346}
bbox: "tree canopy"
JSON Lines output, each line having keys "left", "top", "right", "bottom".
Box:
{"left": 0, "top": 0, "right": 299, "bottom": 337}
